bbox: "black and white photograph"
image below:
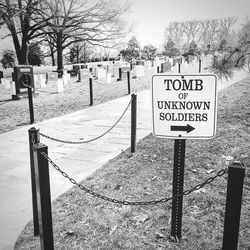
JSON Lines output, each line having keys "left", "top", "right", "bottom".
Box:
{"left": 0, "top": 0, "right": 249, "bottom": 249}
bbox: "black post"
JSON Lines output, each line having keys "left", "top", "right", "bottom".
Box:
{"left": 199, "top": 58, "right": 202, "bottom": 73}
{"left": 131, "top": 94, "right": 137, "bottom": 153}
{"left": 178, "top": 63, "right": 181, "bottom": 74}
{"left": 157, "top": 66, "right": 160, "bottom": 73}
{"left": 33, "top": 143, "right": 54, "bottom": 250}
{"left": 77, "top": 70, "right": 81, "bottom": 82}
{"left": 222, "top": 161, "right": 245, "bottom": 250}
{"left": 171, "top": 139, "right": 186, "bottom": 240}
{"left": 117, "top": 67, "right": 122, "bottom": 81}
{"left": 28, "top": 86, "right": 34, "bottom": 124}
{"left": 28, "top": 127, "right": 40, "bottom": 236}
{"left": 127, "top": 71, "right": 131, "bottom": 95}
{"left": 89, "top": 78, "right": 93, "bottom": 106}
{"left": 161, "top": 63, "right": 163, "bottom": 73}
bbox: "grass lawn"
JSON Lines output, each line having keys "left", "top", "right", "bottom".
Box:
{"left": 0, "top": 72, "right": 152, "bottom": 133}
{"left": 15, "top": 77, "right": 249, "bottom": 249}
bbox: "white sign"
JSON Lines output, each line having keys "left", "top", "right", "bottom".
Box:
{"left": 151, "top": 74, "right": 217, "bottom": 139}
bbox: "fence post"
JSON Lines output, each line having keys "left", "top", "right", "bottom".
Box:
{"left": 28, "top": 86, "right": 34, "bottom": 124}
{"left": 222, "top": 161, "right": 245, "bottom": 250}
{"left": 178, "top": 63, "right": 181, "bottom": 74}
{"left": 131, "top": 94, "right": 137, "bottom": 153}
{"left": 89, "top": 78, "right": 93, "bottom": 106}
{"left": 198, "top": 58, "right": 202, "bottom": 73}
{"left": 28, "top": 127, "right": 40, "bottom": 236}
{"left": 127, "top": 71, "right": 131, "bottom": 95}
{"left": 117, "top": 67, "right": 122, "bottom": 81}
{"left": 33, "top": 143, "right": 54, "bottom": 250}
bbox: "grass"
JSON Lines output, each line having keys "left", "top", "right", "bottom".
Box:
{"left": 0, "top": 72, "right": 152, "bottom": 133}
{"left": 15, "top": 77, "right": 250, "bottom": 249}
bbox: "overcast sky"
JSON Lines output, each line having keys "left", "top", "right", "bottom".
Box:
{"left": 0, "top": 0, "right": 250, "bottom": 53}
{"left": 126, "top": 0, "right": 250, "bottom": 47}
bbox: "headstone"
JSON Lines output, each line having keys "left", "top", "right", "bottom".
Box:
{"left": 57, "top": 78, "right": 64, "bottom": 93}
{"left": 162, "top": 61, "right": 171, "bottom": 73}
{"left": 97, "top": 68, "right": 106, "bottom": 79}
{"left": 106, "top": 73, "right": 111, "bottom": 83}
{"left": 40, "top": 74, "right": 46, "bottom": 88}
{"left": 134, "top": 65, "right": 145, "bottom": 77}
{"left": 11, "top": 81, "right": 16, "bottom": 95}
{"left": 1, "top": 78, "right": 11, "bottom": 88}
{"left": 46, "top": 72, "right": 58, "bottom": 83}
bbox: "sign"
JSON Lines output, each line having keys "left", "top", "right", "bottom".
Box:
{"left": 151, "top": 74, "right": 217, "bottom": 139}
{"left": 20, "top": 73, "right": 32, "bottom": 88}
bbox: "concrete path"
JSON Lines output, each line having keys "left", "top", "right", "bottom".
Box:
{"left": 0, "top": 69, "right": 248, "bottom": 250}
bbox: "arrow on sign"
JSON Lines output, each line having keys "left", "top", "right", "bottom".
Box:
{"left": 170, "top": 124, "right": 195, "bottom": 133}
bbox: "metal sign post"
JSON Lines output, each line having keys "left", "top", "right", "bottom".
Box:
{"left": 151, "top": 73, "right": 218, "bottom": 240}
{"left": 171, "top": 139, "right": 186, "bottom": 240}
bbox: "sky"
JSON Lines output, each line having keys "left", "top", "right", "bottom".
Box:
{"left": 125, "top": 0, "right": 250, "bottom": 47}
{"left": 0, "top": 0, "right": 250, "bottom": 53}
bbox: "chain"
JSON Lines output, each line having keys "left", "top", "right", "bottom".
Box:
{"left": 36, "top": 80, "right": 88, "bottom": 94}
{"left": 92, "top": 79, "right": 107, "bottom": 85}
{"left": 41, "top": 152, "right": 227, "bottom": 206}
{"left": 39, "top": 99, "right": 131, "bottom": 144}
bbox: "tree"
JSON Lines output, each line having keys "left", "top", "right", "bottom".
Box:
{"left": 28, "top": 43, "right": 44, "bottom": 65}
{"left": 120, "top": 36, "right": 140, "bottom": 67}
{"left": 199, "top": 19, "right": 219, "bottom": 52}
{"left": 163, "top": 38, "right": 180, "bottom": 58}
{"left": 187, "top": 40, "right": 200, "bottom": 56}
{"left": 217, "top": 17, "right": 238, "bottom": 44}
{"left": 37, "top": 0, "right": 130, "bottom": 73}
{"left": 181, "top": 20, "right": 201, "bottom": 46}
{"left": 68, "top": 41, "right": 94, "bottom": 64}
{"left": 141, "top": 44, "right": 157, "bottom": 61}
{"left": 0, "top": 0, "right": 48, "bottom": 65}
{"left": 0, "top": 49, "right": 15, "bottom": 68}
{"left": 164, "top": 21, "right": 183, "bottom": 49}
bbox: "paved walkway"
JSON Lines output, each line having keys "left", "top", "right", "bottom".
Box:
{"left": 0, "top": 69, "right": 248, "bottom": 250}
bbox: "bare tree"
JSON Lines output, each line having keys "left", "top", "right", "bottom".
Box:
{"left": 217, "top": 17, "right": 238, "bottom": 43}
{"left": 199, "top": 19, "right": 219, "bottom": 51}
{"left": 164, "top": 21, "right": 183, "bottom": 48}
{"left": 181, "top": 20, "right": 201, "bottom": 46}
{"left": 0, "top": 0, "right": 48, "bottom": 64}
{"left": 37, "top": 0, "right": 130, "bottom": 73}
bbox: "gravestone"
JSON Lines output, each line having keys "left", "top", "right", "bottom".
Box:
{"left": 97, "top": 68, "right": 106, "bottom": 79}
{"left": 162, "top": 61, "right": 171, "bottom": 73}
{"left": 134, "top": 65, "right": 145, "bottom": 77}
{"left": 57, "top": 78, "right": 64, "bottom": 93}
{"left": 46, "top": 72, "right": 58, "bottom": 83}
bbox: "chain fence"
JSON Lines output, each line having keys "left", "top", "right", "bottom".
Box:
{"left": 41, "top": 152, "right": 228, "bottom": 206}
{"left": 36, "top": 79, "right": 89, "bottom": 94}
{"left": 39, "top": 99, "right": 131, "bottom": 144}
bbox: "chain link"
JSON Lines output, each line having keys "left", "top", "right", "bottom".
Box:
{"left": 41, "top": 152, "right": 227, "bottom": 206}
{"left": 39, "top": 99, "right": 131, "bottom": 144}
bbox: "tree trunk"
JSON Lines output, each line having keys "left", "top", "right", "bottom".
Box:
{"left": 50, "top": 46, "right": 55, "bottom": 66}
{"left": 57, "top": 32, "right": 63, "bottom": 77}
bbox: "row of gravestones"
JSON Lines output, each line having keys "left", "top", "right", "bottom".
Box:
{"left": 75, "top": 62, "right": 147, "bottom": 82}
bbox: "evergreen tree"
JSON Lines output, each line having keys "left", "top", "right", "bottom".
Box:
{"left": 163, "top": 38, "right": 180, "bottom": 57}
{"left": 0, "top": 50, "right": 15, "bottom": 69}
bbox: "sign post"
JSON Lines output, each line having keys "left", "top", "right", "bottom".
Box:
{"left": 151, "top": 74, "right": 217, "bottom": 240}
